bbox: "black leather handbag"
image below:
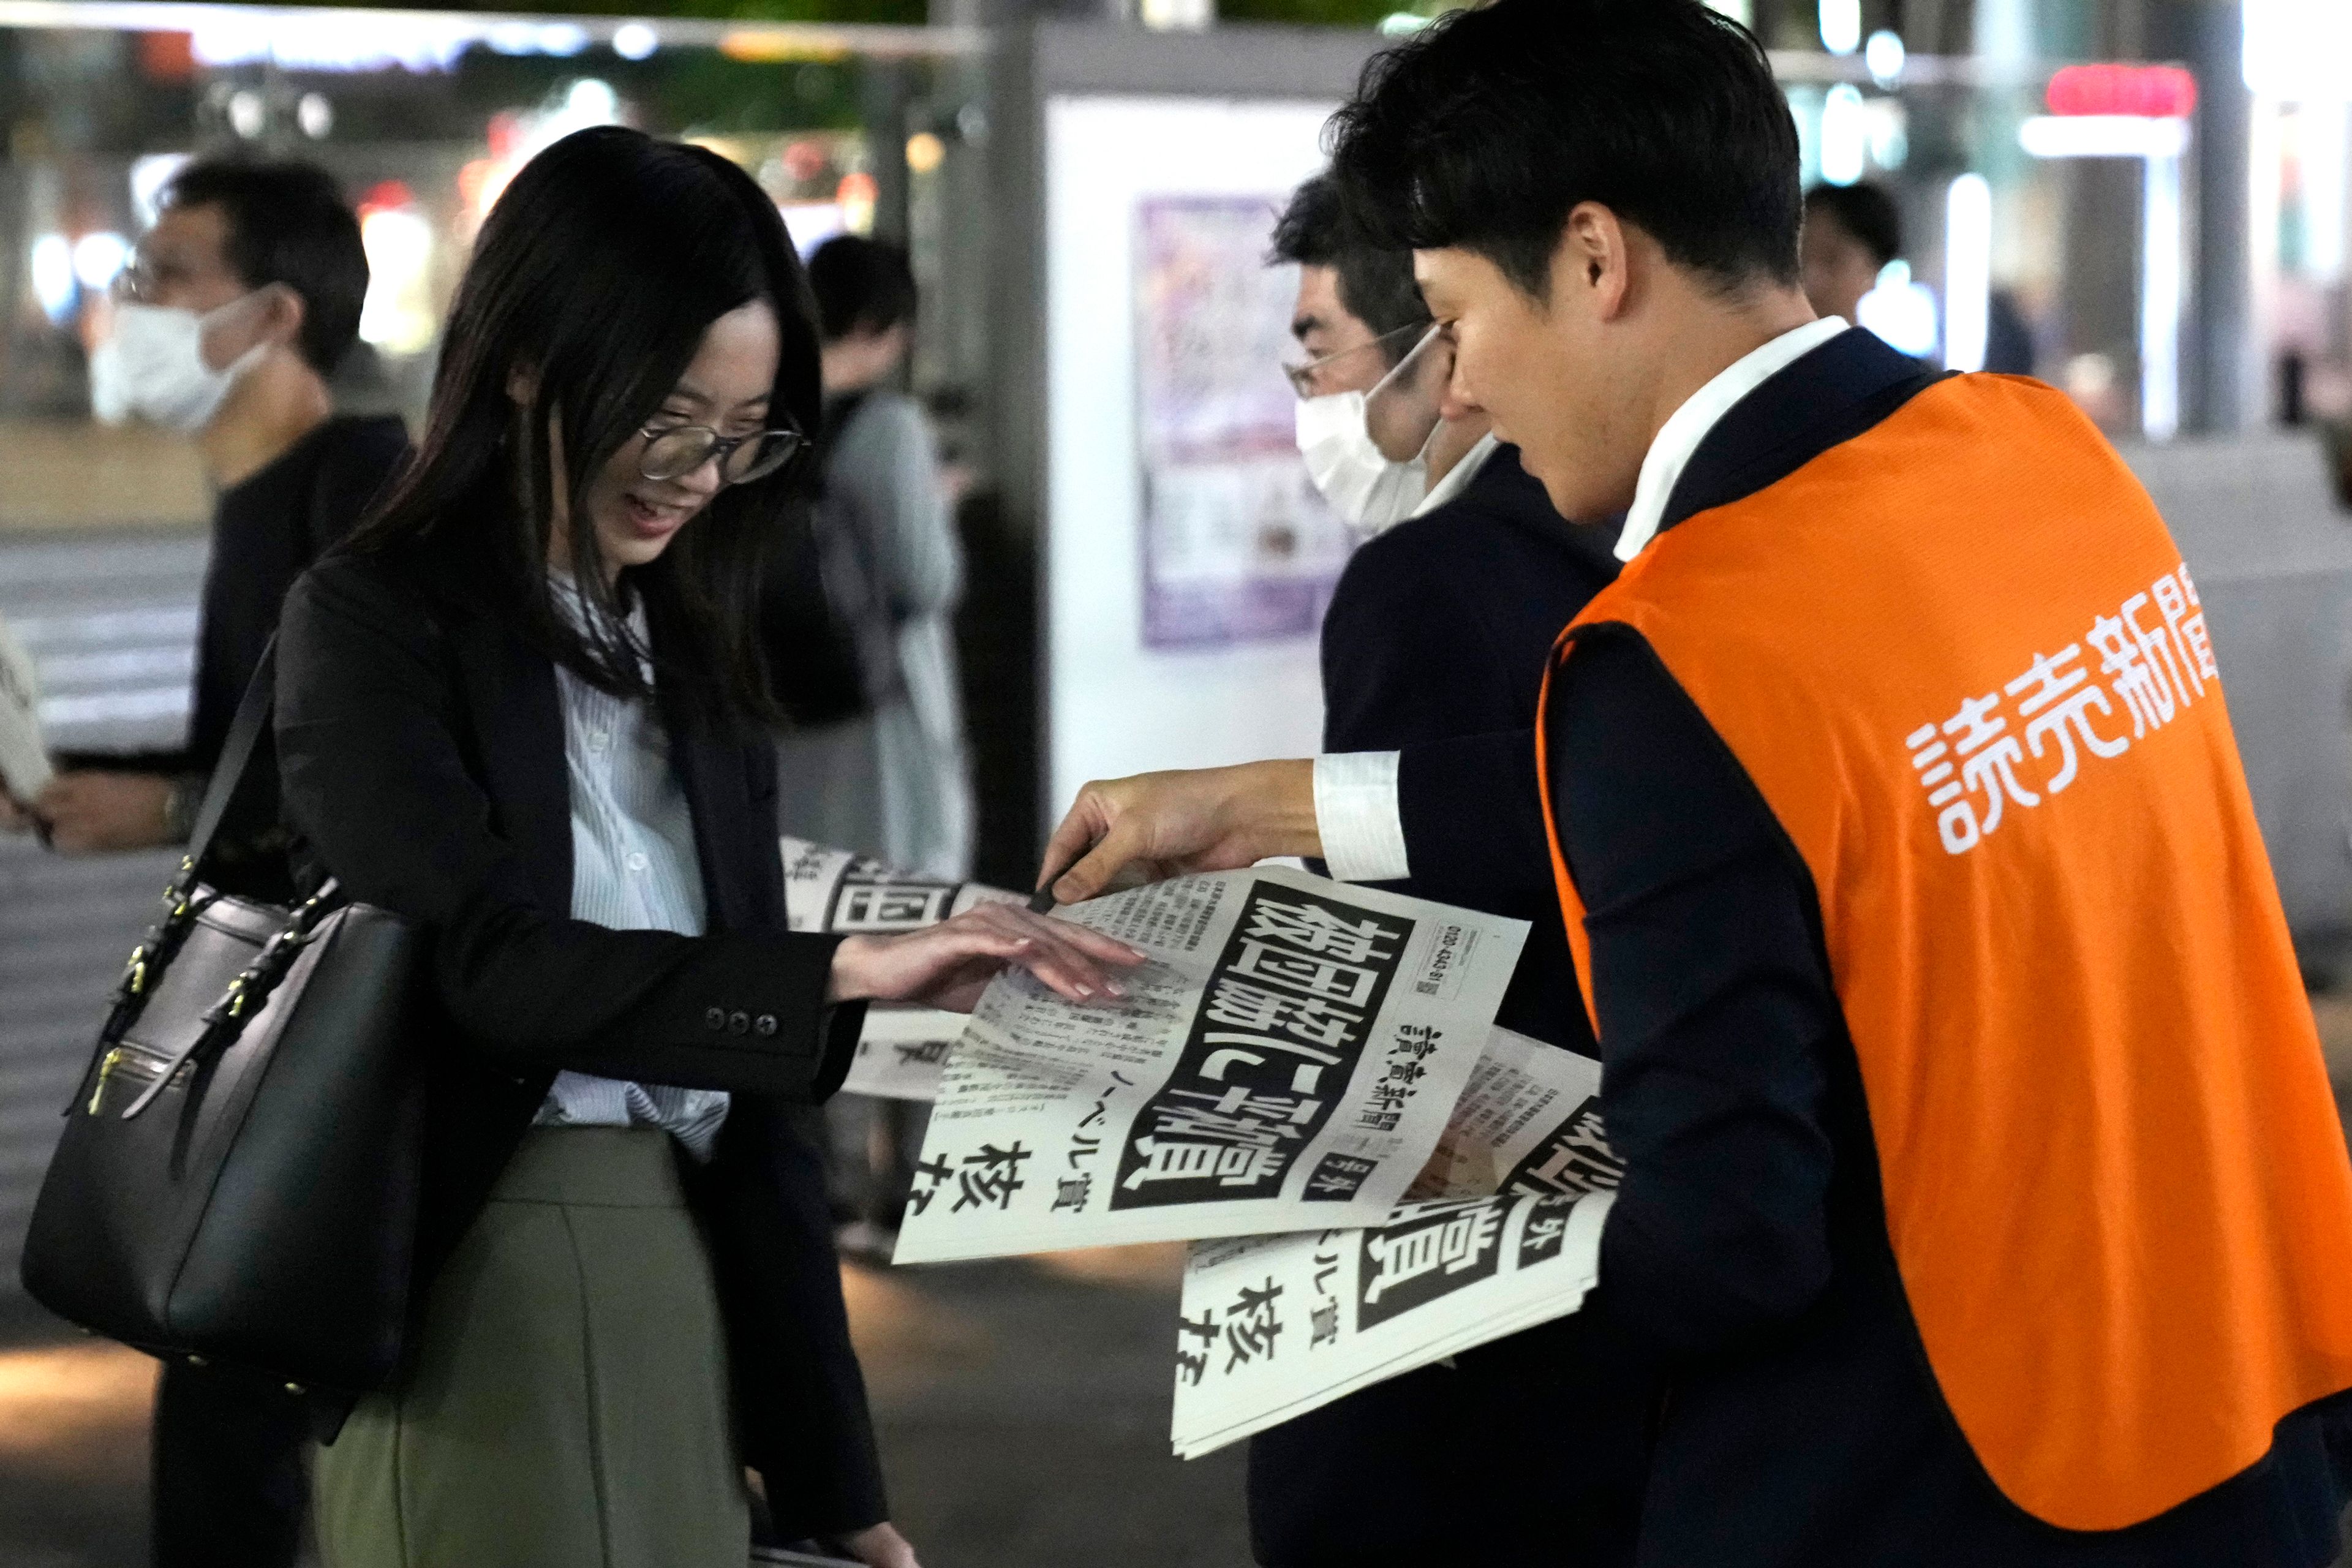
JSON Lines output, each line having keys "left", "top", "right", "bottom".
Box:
{"left": 21, "top": 651, "right": 426, "bottom": 1396}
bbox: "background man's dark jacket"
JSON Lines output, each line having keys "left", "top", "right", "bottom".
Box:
{"left": 1248, "top": 445, "right": 1656, "bottom": 1567}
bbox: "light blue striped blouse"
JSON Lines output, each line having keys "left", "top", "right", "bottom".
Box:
{"left": 533, "top": 579, "right": 731, "bottom": 1160}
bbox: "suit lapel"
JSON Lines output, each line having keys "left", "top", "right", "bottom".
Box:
{"left": 453, "top": 610, "right": 573, "bottom": 918}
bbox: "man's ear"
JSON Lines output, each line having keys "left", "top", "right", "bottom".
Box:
{"left": 200, "top": 282, "right": 306, "bottom": 371}
{"left": 1552, "top": 202, "right": 1634, "bottom": 323}
{"left": 507, "top": 365, "right": 540, "bottom": 406}
{"left": 249, "top": 282, "right": 307, "bottom": 353}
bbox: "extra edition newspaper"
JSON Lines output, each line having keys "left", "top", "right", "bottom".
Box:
{"left": 890, "top": 865, "right": 1529, "bottom": 1264}
{"left": 777, "top": 837, "right": 1016, "bottom": 1101}
{"left": 1169, "top": 1026, "right": 1621, "bottom": 1457}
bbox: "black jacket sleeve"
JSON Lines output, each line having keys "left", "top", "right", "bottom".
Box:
{"left": 694, "top": 1101, "right": 889, "bottom": 1534}
{"left": 276, "top": 556, "right": 850, "bottom": 1098}
{"left": 1544, "top": 628, "right": 1842, "bottom": 1359}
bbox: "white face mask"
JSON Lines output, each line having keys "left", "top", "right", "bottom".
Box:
{"left": 1295, "top": 390, "right": 1429, "bottom": 537}
{"left": 1294, "top": 324, "right": 1457, "bottom": 538}
{"left": 89, "top": 300, "right": 261, "bottom": 433}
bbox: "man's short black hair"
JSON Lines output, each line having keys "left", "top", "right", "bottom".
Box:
{"left": 162, "top": 159, "right": 368, "bottom": 374}
{"left": 806, "top": 234, "right": 916, "bottom": 344}
{"left": 1269, "top": 173, "right": 1431, "bottom": 357}
{"left": 1327, "top": 0, "right": 1803, "bottom": 300}
{"left": 1804, "top": 182, "right": 1902, "bottom": 267}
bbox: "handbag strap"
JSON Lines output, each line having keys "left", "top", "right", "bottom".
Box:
{"left": 183, "top": 638, "right": 279, "bottom": 875}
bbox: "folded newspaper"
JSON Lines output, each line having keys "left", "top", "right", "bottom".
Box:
{"left": 890, "top": 866, "right": 1531, "bottom": 1263}
{"left": 778, "top": 837, "right": 1016, "bottom": 1101}
{"left": 0, "top": 611, "right": 53, "bottom": 803}
{"left": 1169, "top": 1026, "right": 1621, "bottom": 1458}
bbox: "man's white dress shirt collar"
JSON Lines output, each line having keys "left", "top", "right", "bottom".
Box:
{"left": 1613, "top": 316, "right": 1849, "bottom": 563}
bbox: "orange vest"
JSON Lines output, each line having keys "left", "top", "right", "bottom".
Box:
{"left": 1536, "top": 374, "right": 2352, "bottom": 1531}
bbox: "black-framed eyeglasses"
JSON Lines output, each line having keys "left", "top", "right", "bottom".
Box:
{"left": 1282, "top": 322, "right": 1427, "bottom": 399}
{"left": 637, "top": 423, "right": 809, "bottom": 486}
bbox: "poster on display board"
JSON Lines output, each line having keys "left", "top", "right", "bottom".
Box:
{"left": 1133, "top": 196, "right": 1358, "bottom": 650}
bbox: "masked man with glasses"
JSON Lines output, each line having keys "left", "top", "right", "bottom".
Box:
{"left": 1246, "top": 171, "right": 1650, "bottom": 1568}
{"left": 0, "top": 158, "right": 407, "bottom": 1568}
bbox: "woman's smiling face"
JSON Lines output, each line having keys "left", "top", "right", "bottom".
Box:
{"left": 579, "top": 297, "right": 781, "bottom": 574}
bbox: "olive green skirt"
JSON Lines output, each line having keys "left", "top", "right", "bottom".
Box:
{"left": 315, "top": 1127, "right": 749, "bottom": 1568}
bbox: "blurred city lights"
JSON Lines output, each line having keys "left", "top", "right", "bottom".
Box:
{"left": 1140, "top": 0, "right": 1212, "bottom": 28}
{"left": 2046, "top": 63, "right": 2196, "bottom": 120}
{"left": 906, "top": 132, "right": 946, "bottom": 176}
{"left": 1866, "top": 96, "right": 1909, "bottom": 170}
{"left": 1864, "top": 29, "right": 1904, "bottom": 89}
{"left": 612, "top": 22, "right": 658, "bottom": 61}
{"left": 565, "top": 78, "right": 620, "bottom": 123}
{"left": 357, "top": 186, "right": 437, "bottom": 356}
{"left": 2245, "top": 0, "right": 2352, "bottom": 101}
{"left": 191, "top": 12, "right": 470, "bottom": 74}
{"left": 2019, "top": 115, "right": 2189, "bottom": 159}
{"left": 2018, "top": 113, "right": 2186, "bottom": 440}
{"left": 1819, "top": 84, "right": 1868, "bottom": 186}
{"left": 29, "top": 235, "right": 75, "bottom": 324}
{"left": 2142, "top": 149, "right": 2182, "bottom": 439}
{"left": 1817, "top": 0, "right": 1860, "bottom": 57}
{"left": 69, "top": 232, "right": 129, "bottom": 292}
{"left": 838, "top": 170, "right": 879, "bottom": 235}
{"left": 1855, "top": 259, "right": 1939, "bottom": 359}
{"left": 129, "top": 154, "right": 189, "bottom": 230}
{"left": 1703, "top": 0, "right": 1754, "bottom": 25}
{"left": 227, "top": 89, "right": 264, "bottom": 139}
{"left": 1943, "top": 173, "right": 1992, "bottom": 374}
{"left": 2296, "top": 102, "right": 2349, "bottom": 282}
{"left": 780, "top": 202, "right": 850, "bottom": 258}
{"left": 296, "top": 91, "right": 333, "bottom": 140}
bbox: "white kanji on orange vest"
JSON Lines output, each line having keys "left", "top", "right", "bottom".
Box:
{"left": 2003, "top": 644, "right": 2129, "bottom": 794}
{"left": 1907, "top": 559, "right": 2217, "bottom": 857}
{"left": 1947, "top": 692, "right": 2041, "bottom": 836}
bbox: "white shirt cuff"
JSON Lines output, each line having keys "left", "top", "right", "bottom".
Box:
{"left": 1313, "top": 751, "right": 1410, "bottom": 883}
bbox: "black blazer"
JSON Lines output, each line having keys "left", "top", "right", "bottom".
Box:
{"left": 1249, "top": 447, "right": 1653, "bottom": 1568}
{"left": 1317, "top": 443, "right": 1620, "bottom": 1051}
{"left": 275, "top": 541, "right": 886, "bottom": 1536}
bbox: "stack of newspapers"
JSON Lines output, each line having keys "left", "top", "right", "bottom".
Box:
{"left": 807, "top": 847, "right": 1623, "bottom": 1460}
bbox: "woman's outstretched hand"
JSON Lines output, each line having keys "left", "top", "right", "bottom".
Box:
{"left": 825, "top": 900, "right": 1145, "bottom": 1014}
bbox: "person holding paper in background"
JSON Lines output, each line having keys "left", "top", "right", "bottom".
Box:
{"left": 0, "top": 159, "right": 407, "bottom": 1568}
{"left": 1250, "top": 175, "right": 1651, "bottom": 1567}
{"left": 1042, "top": 2, "right": 2352, "bottom": 1563}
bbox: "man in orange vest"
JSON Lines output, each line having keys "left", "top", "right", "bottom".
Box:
{"left": 1039, "top": 2, "right": 2352, "bottom": 1560}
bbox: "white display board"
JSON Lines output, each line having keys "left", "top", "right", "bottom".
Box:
{"left": 1042, "top": 94, "right": 1344, "bottom": 831}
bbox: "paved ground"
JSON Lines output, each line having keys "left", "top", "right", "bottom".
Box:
{"left": 0, "top": 1242, "right": 1251, "bottom": 1568}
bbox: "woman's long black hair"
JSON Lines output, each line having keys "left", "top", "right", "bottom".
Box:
{"left": 349, "top": 125, "right": 821, "bottom": 723}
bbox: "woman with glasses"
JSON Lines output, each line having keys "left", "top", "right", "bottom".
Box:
{"left": 275, "top": 127, "right": 1137, "bottom": 1568}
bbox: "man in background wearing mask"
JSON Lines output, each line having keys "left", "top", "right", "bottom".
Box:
{"left": 0, "top": 158, "right": 407, "bottom": 1568}
{"left": 1249, "top": 173, "right": 1649, "bottom": 1568}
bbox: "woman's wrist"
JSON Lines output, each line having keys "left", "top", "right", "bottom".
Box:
{"left": 826, "top": 934, "right": 880, "bottom": 1003}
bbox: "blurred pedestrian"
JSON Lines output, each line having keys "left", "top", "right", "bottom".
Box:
{"left": 0, "top": 156, "right": 405, "bottom": 1568}
{"left": 1799, "top": 181, "right": 1901, "bottom": 330}
{"left": 777, "top": 235, "right": 972, "bottom": 881}
{"left": 1248, "top": 172, "right": 1649, "bottom": 1567}
{"left": 274, "top": 126, "right": 1138, "bottom": 1568}
{"left": 1039, "top": 2, "right": 2352, "bottom": 1563}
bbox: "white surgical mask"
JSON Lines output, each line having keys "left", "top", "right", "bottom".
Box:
{"left": 1295, "top": 390, "right": 1429, "bottom": 537}
{"left": 89, "top": 301, "right": 260, "bottom": 433}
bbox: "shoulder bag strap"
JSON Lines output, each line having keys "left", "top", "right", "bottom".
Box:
{"left": 184, "top": 639, "right": 278, "bottom": 875}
